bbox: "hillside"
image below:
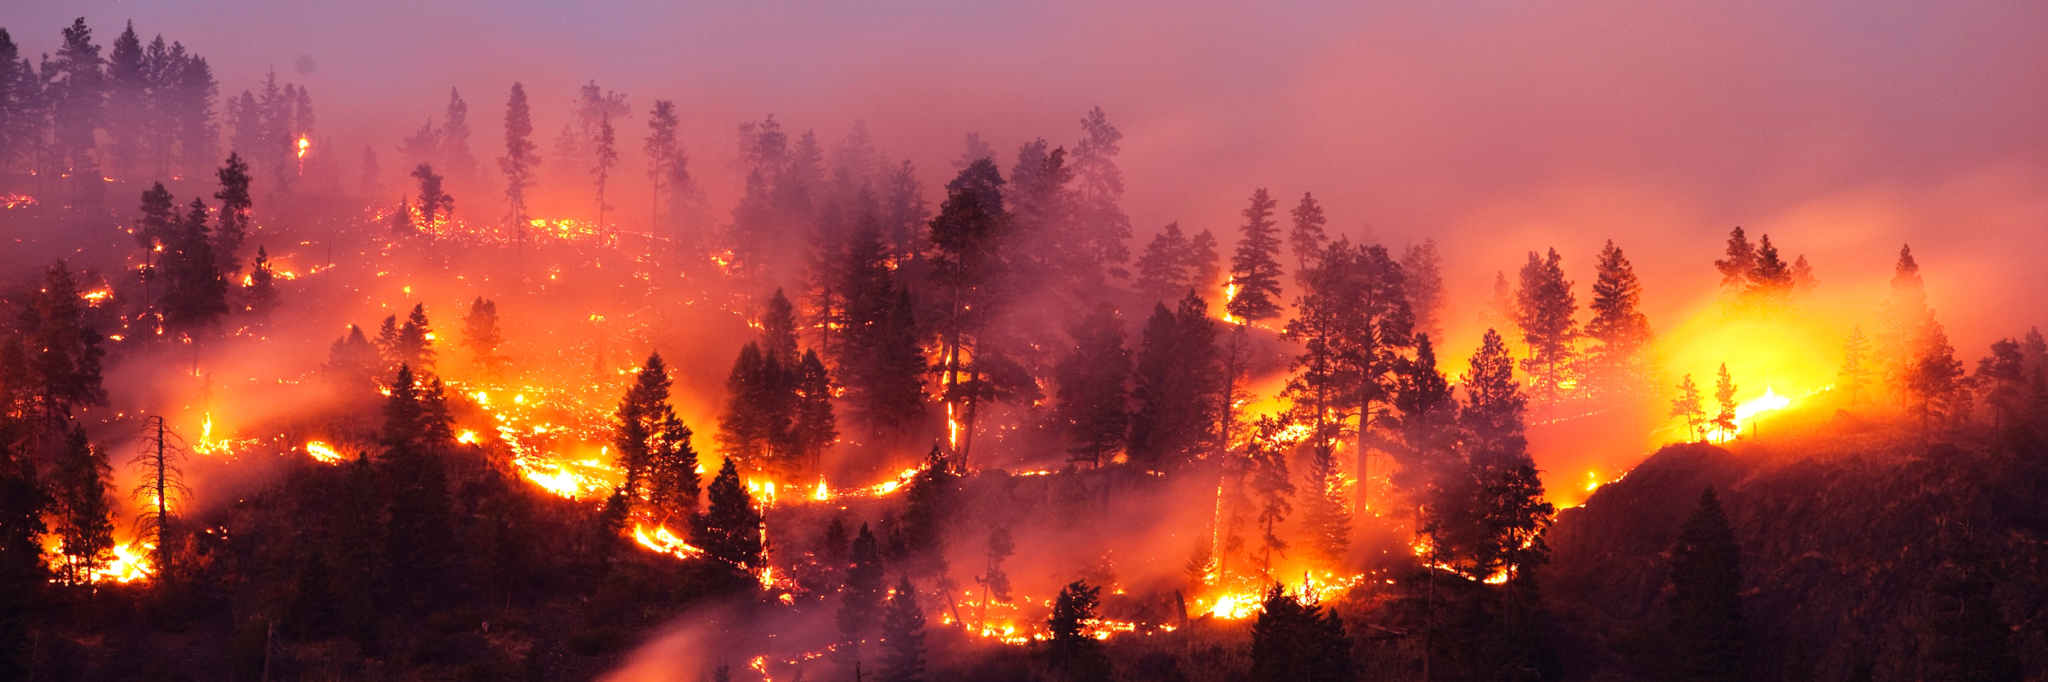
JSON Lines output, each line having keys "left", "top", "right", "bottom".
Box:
{"left": 1543, "top": 422, "right": 2048, "bottom": 680}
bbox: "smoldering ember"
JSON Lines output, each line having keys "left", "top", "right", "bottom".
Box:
{"left": 2, "top": 3, "right": 2047, "bottom": 681}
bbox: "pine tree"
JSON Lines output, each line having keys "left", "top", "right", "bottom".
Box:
{"left": 690, "top": 457, "right": 765, "bottom": 577}
{"left": 762, "top": 288, "right": 800, "bottom": 365}
{"left": 1713, "top": 364, "right": 1739, "bottom": 440}
{"left": 213, "top": 152, "right": 253, "bottom": 275}
{"left": 1907, "top": 321, "right": 1966, "bottom": 435}
{"left": 1134, "top": 223, "right": 1190, "bottom": 303}
{"left": 1461, "top": 329, "right": 1529, "bottom": 472}
{"left": 1287, "top": 191, "right": 1329, "bottom": 281}
{"left": 617, "top": 353, "right": 685, "bottom": 513}
{"left": 1300, "top": 437, "right": 1351, "bottom": 568}
{"left": 976, "top": 526, "right": 1015, "bottom": 626}
{"left": 1668, "top": 487, "right": 1745, "bottom": 682}
{"left": 1392, "top": 334, "right": 1461, "bottom": 500}
{"left": 1713, "top": 227, "right": 1757, "bottom": 292}
{"left": 834, "top": 219, "right": 926, "bottom": 436}
{"left": 593, "top": 116, "right": 619, "bottom": 240}
{"left": 499, "top": 83, "right": 540, "bottom": 246}
{"left": 52, "top": 19, "right": 105, "bottom": 200}
{"left": 1671, "top": 375, "right": 1707, "bottom": 442}
{"left": 378, "top": 366, "right": 455, "bottom": 606}
{"left": 0, "top": 30, "right": 28, "bottom": 174}
{"left": 1402, "top": 239, "right": 1446, "bottom": 343}
{"left": 717, "top": 342, "right": 793, "bottom": 472}
{"left": 24, "top": 261, "right": 109, "bottom": 431}
{"left": 1128, "top": 293, "right": 1223, "bottom": 473}
{"left": 1227, "top": 188, "right": 1284, "bottom": 323}
{"left": 439, "top": 87, "right": 478, "bottom": 186}
{"left": 1249, "top": 585, "right": 1352, "bottom": 682}
{"left": 247, "top": 245, "right": 279, "bottom": 319}
{"left": 878, "top": 575, "right": 928, "bottom": 682}
{"left": 791, "top": 349, "right": 837, "bottom": 475}
{"left": 1246, "top": 416, "right": 1296, "bottom": 577}
{"left": 1583, "top": 240, "right": 1654, "bottom": 398}
{"left": 410, "top": 163, "right": 452, "bottom": 237}
{"left": 1874, "top": 245, "right": 1936, "bottom": 398}
{"left": 646, "top": 408, "right": 700, "bottom": 524}
{"left": 132, "top": 416, "right": 189, "bottom": 583}
{"left": 895, "top": 447, "right": 956, "bottom": 580}
{"left": 928, "top": 158, "right": 1009, "bottom": 462}
{"left": 1054, "top": 303, "right": 1131, "bottom": 467}
{"left": 103, "top": 22, "right": 146, "bottom": 179}
{"left": 160, "top": 198, "right": 229, "bottom": 336}
{"left": 54, "top": 425, "right": 113, "bottom": 585}
{"left": 1071, "top": 107, "right": 1132, "bottom": 281}
{"left": 1186, "top": 228, "right": 1222, "bottom": 295}
{"left": 461, "top": 297, "right": 504, "bottom": 378}
{"left": 1514, "top": 248, "right": 1578, "bottom": 409}
{"left": 1045, "top": 580, "right": 1111, "bottom": 682}
{"left": 837, "top": 523, "right": 885, "bottom": 673}
{"left": 646, "top": 99, "right": 680, "bottom": 244}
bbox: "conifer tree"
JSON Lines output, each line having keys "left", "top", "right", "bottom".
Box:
{"left": 1128, "top": 293, "right": 1223, "bottom": 472}
{"left": 1300, "top": 438, "right": 1350, "bottom": 568}
{"left": 52, "top": 19, "right": 105, "bottom": 199}
{"left": 213, "top": 152, "right": 253, "bottom": 275}
{"left": 24, "top": 261, "right": 108, "bottom": 430}
{"left": 461, "top": 297, "right": 504, "bottom": 378}
{"left": 132, "top": 416, "right": 189, "bottom": 582}
{"left": 1671, "top": 375, "right": 1707, "bottom": 442}
{"left": 1392, "top": 334, "right": 1461, "bottom": 499}
{"left": 976, "top": 526, "right": 1014, "bottom": 626}
{"left": 646, "top": 99, "right": 680, "bottom": 241}
{"left": 1461, "top": 329, "right": 1530, "bottom": 471}
{"left": 439, "top": 87, "right": 477, "bottom": 186}
{"left": 617, "top": 353, "right": 694, "bottom": 517}
{"left": 54, "top": 425, "right": 113, "bottom": 585}
{"left": 879, "top": 574, "right": 928, "bottom": 682}
{"left": 691, "top": 457, "right": 765, "bottom": 577}
{"left": 410, "top": 163, "right": 452, "bottom": 237}
{"left": 791, "top": 349, "right": 837, "bottom": 474}
{"left": 247, "top": 246, "right": 279, "bottom": 318}
{"left": 834, "top": 220, "right": 925, "bottom": 436}
{"left": 762, "top": 288, "right": 801, "bottom": 365}
{"left": 1045, "top": 580, "right": 1111, "bottom": 682}
{"left": 1227, "top": 188, "right": 1284, "bottom": 323}
{"left": 103, "top": 23, "right": 145, "bottom": 179}
{"left": 1134, "top": 223, "right": 1190, "bottom": 303}
{"left": 1187, "top": 228, "right": 1222, "bottom": 295}
{"left": 1907, "top": 321, "right": 1966, "bottom": 434}
{"left": 1713, "top": 227, "right": 1757, "bottom": 291}
{"left": 928, "top": 158, "right": 1009, "bottom": 460}
{"left": 593, "top": 116, "right": 619, "bottom": 240}
{"left": 837, "top": 523, "right": 885, "bottom": 672}
{"left": 1583, "top": 240, "right": 1654, "bottom": 398}
{"left": 1249, "top": 585, "right": 1352, "bottom": 682}
{"left": 377, "top": 365, "right": 454, "bottom": 604}
{"left": 1054, "top": 303, "right": 1131, "bottom": 467}
{"left": 1668, "top": 487, "right": 1745, "bottom": 682}
{"left": 895, "top": 447, "right": 956, "bottom": 579}
{"left": 1514, "top": 248, "right": 1578, "bottom": 409}
{"left": 1402, "top": 239, "right": 1446, "bottom": 343}
{"left": 499, "top": 83, "right": 539, "bottom": 246}
{"left": 1713, "top": 364, "right": 1739, "bottom": 441}
{"left": 1246, "top": 416, "right": 1296, "bottom": 577}
{"left": 160, "top": 198, "right": 229, "bottom": 336}
{"left": 1287, "top": 191, "right": 1328, "bottom": 281}
{"left": 1874, "top": 245, "right": 1936, "bottom": 397}
{"left": 717, "top": 342, "right": 794, "bottom": 472}
{"left": 1072, "top": 107, "right": 1131, "bottom": 281}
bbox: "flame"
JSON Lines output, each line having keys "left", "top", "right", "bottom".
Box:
{"left": 1222, "top": 282, "right": 1241, "bottom": 324}
{"left": 296, "top": 136, "right": 310, "bottom": 160}
{"left": 456, "top": 430, "right": 478, "bottom": 444}
{"left": 813, "top": 478, "right": 829, "bottom": 501}
{"left": 1707, "top": 387, "right": 1792, "bottom": 443}
{"left": 305, "top": 440, "right": 343, "bottom": 463}
{"left": 633, "top": 523, "right": 704, "bottom": 559}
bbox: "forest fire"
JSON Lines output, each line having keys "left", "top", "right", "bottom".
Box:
{"left": 4, "top": 8, "right": 2044, "bottom": 681}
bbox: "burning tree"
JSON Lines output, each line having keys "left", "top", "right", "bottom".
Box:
{"left": 131, "top": 416, "right": 191, "bottom": 583}
{"left": 1226, "top": 188, "right": 1284, "bottom": 324}
{"left": 53, "top": 425, "right": 113, "bottom": 585}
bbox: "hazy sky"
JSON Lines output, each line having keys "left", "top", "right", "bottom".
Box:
{"left": 16, "top": 0, "right": 2048, "bottom": 344}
